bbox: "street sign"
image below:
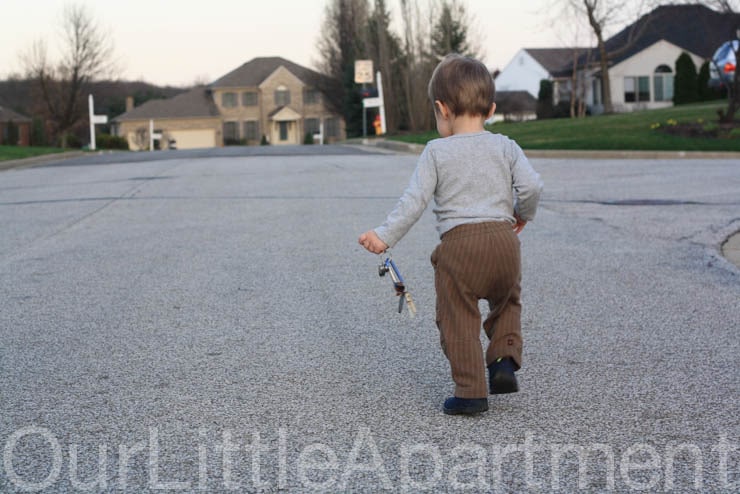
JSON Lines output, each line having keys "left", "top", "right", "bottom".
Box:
{"left": 354, "top": 60, "right": 373, "bottom": 84}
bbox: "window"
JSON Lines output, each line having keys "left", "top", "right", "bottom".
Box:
{"left": 275, "top": 86, "right": 291, "bottom": 106}
{"left": 242, "top": 91, "right": 258, "bottom": 106}
{"left": 304, "top": 89, "right": 321, "bottom": 105}
{"left": 223, "top": 121, "right": 239, "bottom": 143}
{"left": 325, "top": 117, "right": 339, "bottom": 137}
{"left": 305, "top": 118, "right": 320, "bottom": 135}
{"left": 244, "top": 121, "right": 259, "bottom": 141}
{"left": 624, "top": 76, "right": 650, "bottom": 103}
{"left": 653, "top": 65, "right": 674, "bottom": 102}
{"left": 221, "top": 92, "right": 238, "bottom": 108}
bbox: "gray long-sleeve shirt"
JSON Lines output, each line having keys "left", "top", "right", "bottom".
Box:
{"left": 374, "top": 131, "right": 543, "bottom": 248}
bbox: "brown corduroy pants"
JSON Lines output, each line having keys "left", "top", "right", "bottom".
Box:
{"left": 431, "top": 221, "right": 522, "bottom": 399}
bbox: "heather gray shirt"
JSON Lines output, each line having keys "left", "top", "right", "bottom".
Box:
{"left": 375, "top": 131, "right": 543, "bottom": 248}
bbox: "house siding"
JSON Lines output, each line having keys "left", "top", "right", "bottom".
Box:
{"left": 495, "top": 50, "right": 551, "bottom": 98}
{"left": 607, "top": 40, "right": 704, "bottom": 112}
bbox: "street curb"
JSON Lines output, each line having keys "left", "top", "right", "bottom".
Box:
{"left": 722, "top": 232, "right": 740, "bottom": 270}
{"left": 0, "top": 151, "right": 87, "bottom": 172}
{"left": 353, "top": 138, "right": 740, "bottom": 160}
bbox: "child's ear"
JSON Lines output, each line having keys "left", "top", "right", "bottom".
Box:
{"left": 486, "top": 103, "right": 496, "bottom": 120}
{"left": 434, "top": 100, "right": 450, "bottom": 118}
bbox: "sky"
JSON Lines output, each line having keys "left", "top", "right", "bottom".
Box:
{"left": 0, "top": 0, "right": 572, "bottom": 87}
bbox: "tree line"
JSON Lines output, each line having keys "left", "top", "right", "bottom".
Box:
{"left": 315, "top": 0, "right": 481, "bottom": 136}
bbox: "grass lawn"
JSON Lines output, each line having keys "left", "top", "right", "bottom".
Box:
{"left": 391, "top": 101, "right": 740, "bottom": 151}
{"left": 0, "top": 145, "right": 66, "bottom": 162}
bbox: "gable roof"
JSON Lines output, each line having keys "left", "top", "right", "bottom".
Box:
{"left": 495, "top": 91, "right": 537, "bottom": 114}
{"left": 113, "top": 87, "right": 219, "bottom": 122}
{"left": 526, "top": 48, "right": 591, "bottom": 76}
{"left": 210, "top": 57, "right": 324, "bottom": 89}
{"left": 592, "top": 4, "right": 740, "bottom": 67}
{"left": 0, "top": 105, "right": 31, "bottom": 123}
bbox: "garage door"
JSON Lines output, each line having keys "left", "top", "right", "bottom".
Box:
{"left": 168, "top": 129, "right": 216, "bottom": 149}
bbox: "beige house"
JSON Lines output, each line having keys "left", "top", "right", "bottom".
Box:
{"left": 113, "top": 57, "right": 345, "bottom": 150}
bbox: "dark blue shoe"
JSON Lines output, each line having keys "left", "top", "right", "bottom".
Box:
{"left": 488, "top": 357, "right": 519, "bottom": 394}
{"left": 443, "top": 397, "right": 489, "bottom": 415}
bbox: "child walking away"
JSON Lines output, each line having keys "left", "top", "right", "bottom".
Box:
{"left": 358, "top": 54, "right": 543, "bottom": 415}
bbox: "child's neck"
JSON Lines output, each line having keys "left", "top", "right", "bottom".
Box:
{"left": 449, "top": 114, "right": 486, "bottom": 136}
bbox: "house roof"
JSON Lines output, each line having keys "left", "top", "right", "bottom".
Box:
{"left": 495, "top": 91, "right": 537, "bottom": 114}
{"left": 210, "top": 57, "right": 324, "bottom": 89}
{"left": 268, "top": 106, "right": 302, "bottom": 122}
{"left": 525, "top": 48, "right": 591, "bottom": 76}
{"left": 0, "top": 105, "right": 32, "bottom": 123}
{"left": 113, "top": 87, "right": 219, "bottom": 122}
{"left": 589, "top": 4, "right": 740, "bottom": 67}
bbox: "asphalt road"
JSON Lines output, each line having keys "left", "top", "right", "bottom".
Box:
{"left": 1, "top": 146, "right": 738, "bottom": 492}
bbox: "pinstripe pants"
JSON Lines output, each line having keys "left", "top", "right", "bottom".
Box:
{"left": 431, "top": 221, "right": 522, "bottom": 399}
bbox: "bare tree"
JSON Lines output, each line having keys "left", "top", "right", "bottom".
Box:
{"left": 708, "top": 0, "right": 739, "bottom": 12}
{"left": 399, "top": 0, "right": 436, "bottom": 131}
{"left": 22, "top": 3, "right": 115, "bottom": 147}
{"left": 567, "top": 0, "right": 658, "bottom": 113}
{"left": 707, "top": 0, "right": 740, "bottom": 122}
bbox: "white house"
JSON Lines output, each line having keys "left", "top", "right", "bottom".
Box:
{"left": 495, "top": 4, "right": 740, "bottom": 114}
{"left": 495, "top": 48, "right": 588, "bottom": 101}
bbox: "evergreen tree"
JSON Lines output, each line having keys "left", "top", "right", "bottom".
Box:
{"left": 316, "top": 0, "right": 369, "bottom": 137}
{"left": 430, "top": 1, "right": 474, "bottom": 62}
{"left": 673, "top": 52, "right": 698, "bottom": 105}
{"left": 536, "top": 80, "right": 554, "bottom": 120}
{"left": 696, "top": 61, "right": 712, "bottom": 101}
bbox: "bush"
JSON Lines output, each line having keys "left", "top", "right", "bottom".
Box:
{"left": 260, "top": 135, "right": 269, "bottom": 146}
{"left": 536, "top": 80, "right": 554, "bottom": 119}
{"left": 304, "top": 132, "right": 314, "bottom": 145}
{"left": 96, "top": 133, "right": 129, "bottom": 150}
{"left": 5, "top": 120, "right": 18, "bottom": 145}
{"left": 674, "top": 52, "right": 698, "bottom": 105}
{"left": 697, "top": 61, "right": 712, "bottom": 101}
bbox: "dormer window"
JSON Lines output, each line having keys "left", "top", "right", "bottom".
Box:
{"left": 275, "top": 85, "right": 291, "bottom": 106}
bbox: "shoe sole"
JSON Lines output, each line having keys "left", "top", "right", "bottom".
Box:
{"left": 443, "top": 404, "right": 489, "bottom": 415}
{"left": 490, "top": 373, "right": 519, "bottom": 394}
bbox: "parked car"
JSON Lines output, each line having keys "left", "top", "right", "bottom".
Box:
{"left": 710, "top": 40, "right": 738, "bottom": 86}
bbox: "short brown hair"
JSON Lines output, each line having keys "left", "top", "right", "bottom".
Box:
{"left": 427, "top": 54, "right": 495, "bottom": 117}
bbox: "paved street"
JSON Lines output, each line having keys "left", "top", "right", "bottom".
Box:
{"left": 1, "top": 145, "right": 738, "bottom": 492}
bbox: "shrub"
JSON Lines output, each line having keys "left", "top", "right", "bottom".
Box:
{"left": 95, "top": 133, "right": 129, "bottom": 150}
{"left": 697, "top": 61, "right": 712, "bottom": 101}
{"left": 674, "top": 52, "right": 698, "bottom": 105}
{"left": 304, "top": 132, "right": 314, "bottom": 145}
{"left": 536, "top": 80, "right": 554, "bottom": 119}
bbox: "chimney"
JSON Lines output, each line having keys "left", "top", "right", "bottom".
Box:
{"left": 126, "top": 96, "right": 134, "bottom": 112}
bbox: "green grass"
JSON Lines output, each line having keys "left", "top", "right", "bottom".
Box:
{"left": 391, "top": 102, "right": 740, "bottom": 151}
{"left": 0, "top": 145, "right": 65, "bottom": 162}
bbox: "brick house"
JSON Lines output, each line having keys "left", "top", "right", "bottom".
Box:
{"left": 0, "top": 105, "right": 32, "bottom": 146}
{"left": 113, "top": 57, "right": 345, "bottom": 150}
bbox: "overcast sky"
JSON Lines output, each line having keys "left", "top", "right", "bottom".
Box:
{"left": 1, "top": 0, "right": 579, "bottom": 87}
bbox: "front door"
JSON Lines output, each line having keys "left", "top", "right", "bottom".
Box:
{"left": 271, "top": 121, "right": 296, "bottom": 145}
{"left": 279, "top": 122, "right": 289, "bottom": 141}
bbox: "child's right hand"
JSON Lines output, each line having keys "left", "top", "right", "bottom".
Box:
{"left": 513, "top": 215, "right": 527, "bottom": 234}
{"left": 358, "top": 230, "right": 388, "bottom": 254}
